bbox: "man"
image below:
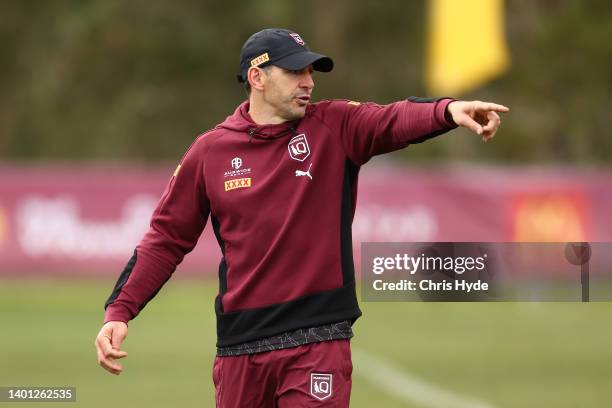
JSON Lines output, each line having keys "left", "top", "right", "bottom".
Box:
{"left": 95, "top": 28, "right": 508, "bottom": 406}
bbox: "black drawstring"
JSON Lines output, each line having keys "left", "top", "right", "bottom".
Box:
{"left": 246, "top": 123, "right": 299, "bottom": 143}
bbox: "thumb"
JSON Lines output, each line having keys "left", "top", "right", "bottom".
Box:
{"left": 110, "top": 324, "right": 128, "bottom": 350}
{"left": 111, "top": 327, "right": 127, "bottom": 350}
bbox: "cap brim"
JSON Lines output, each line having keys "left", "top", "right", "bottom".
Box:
{"left": 273, "top": 51, "right": 334, "bottom": 73}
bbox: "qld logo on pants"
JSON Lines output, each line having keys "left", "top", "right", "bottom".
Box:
{"left": 288, "top": 134, "right": 310, "bottom": 162}
{"left": 310, "top": 373, "right": 332, "bottom": 401}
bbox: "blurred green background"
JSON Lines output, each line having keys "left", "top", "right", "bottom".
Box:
{"left": 2, "top": 280, "right": 612, "bottom": 408}
{"left": 2, "top": 1, "right": 612, "bottom": 407}
{"left": 1, "top": 0, "right": 611, "bottom": 164}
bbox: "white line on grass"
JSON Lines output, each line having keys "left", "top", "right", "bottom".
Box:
{"left": 352, "top": 347, "right": 496, "bottom": 408}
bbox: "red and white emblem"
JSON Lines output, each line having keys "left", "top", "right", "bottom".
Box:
{"left": 290, "top": 33, "right": 305, "bottom": 46}
{"left": 310, "top": 373, "right": 332, "bottom": 401}
{"left": 288, "top": 134, "right": 310, "bottom": 162}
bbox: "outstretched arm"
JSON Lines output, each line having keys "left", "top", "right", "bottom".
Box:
{"left": 322, "top": 97, "right": 458, "bottom": 166}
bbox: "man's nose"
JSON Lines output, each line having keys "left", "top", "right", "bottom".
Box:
{"left": 300, "top": 71, "right": 314, "bottom": 89}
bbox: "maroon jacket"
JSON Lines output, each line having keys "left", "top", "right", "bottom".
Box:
{"left": 104, "top": 97, "right": 457, "bottom": 347}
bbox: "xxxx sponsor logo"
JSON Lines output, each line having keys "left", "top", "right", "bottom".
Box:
{"left": 224, "top": 178, "right": 252, "bottom": 192}
{"left": 250, "top": 52, "right": 270, "bottom": 67}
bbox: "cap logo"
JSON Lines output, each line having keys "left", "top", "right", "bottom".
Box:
{"left": 290, "top": 33, "right": 305, "bottom": 46}
{"left": 250, "top": 52, "right": 270, "bottom": 67}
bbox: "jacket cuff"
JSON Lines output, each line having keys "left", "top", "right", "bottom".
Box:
{"left": 436, "top": 98, "right": 458, "bottom": 128}
{"left": 104, "top": 304, "right": 132, "bottom": 325}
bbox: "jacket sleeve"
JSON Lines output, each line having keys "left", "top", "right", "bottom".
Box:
{"left": 325, "top": 97, "right": 458, "bottom": 166}
{"left": 103, "top": 137, "right": 210, "bottom": 324}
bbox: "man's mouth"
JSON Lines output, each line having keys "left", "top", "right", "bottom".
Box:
{"left": 294, "top": 95, "right": 310, "bottom": 106}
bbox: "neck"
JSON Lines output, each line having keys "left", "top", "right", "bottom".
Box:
{"left": 248, "top": 95, "right": 287, "bottom": 125}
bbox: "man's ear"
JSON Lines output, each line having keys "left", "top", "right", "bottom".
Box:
{"left": 248, "top": 67, "right": 266, "bottom": 92}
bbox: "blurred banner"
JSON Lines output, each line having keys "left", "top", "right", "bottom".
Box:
{"left": 1, "top": 164, "right": 611, "bottom": 276}
{"left": 426, "top": 0, "right": 510, "bottom": 95}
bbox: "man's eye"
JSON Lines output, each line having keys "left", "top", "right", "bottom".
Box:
{"left": 286, "top": 68, "right": 313, "bottom": 75}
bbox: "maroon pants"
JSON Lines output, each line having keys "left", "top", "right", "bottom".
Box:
{"left": 212, "top": 339, "right": 353, "bottom": 407}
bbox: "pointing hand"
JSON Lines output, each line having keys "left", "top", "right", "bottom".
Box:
{"left": 447, "top": 100, "right": 510, "bottom": 142}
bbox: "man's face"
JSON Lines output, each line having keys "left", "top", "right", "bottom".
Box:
{"left": 260, "top": 65, "right": 314, "bottom": 121}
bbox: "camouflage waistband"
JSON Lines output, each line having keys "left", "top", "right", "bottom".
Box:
{"left": 216, "top": 320, "right": 353, "bottom": 357}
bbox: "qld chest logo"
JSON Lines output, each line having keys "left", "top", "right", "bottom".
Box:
{"left": 288, "top": 134, "right": 310, "bottom": 162}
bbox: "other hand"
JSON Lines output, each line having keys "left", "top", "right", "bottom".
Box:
{"left": 95, "top": 321, "right": 128, "bottom": 375}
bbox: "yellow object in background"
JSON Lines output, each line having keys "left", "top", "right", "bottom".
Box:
{"left": 426, "top": 0, "right": 510, "bottom": 96}
{"left": 512, "top": 194, "right": 588, "bottom": 242}
{"left": 0, "top": 207, "right": 6, "bottom": 247}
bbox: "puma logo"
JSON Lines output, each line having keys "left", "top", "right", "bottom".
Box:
{"left": 295, "top": 163, "right": 313, "bottom": 180}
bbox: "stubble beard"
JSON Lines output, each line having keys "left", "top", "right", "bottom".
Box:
{"left": 262, "top": 90, "right": 306, "bottom": 122}
{"left": 278, "top": 99, "right": 306, "bottom": 121}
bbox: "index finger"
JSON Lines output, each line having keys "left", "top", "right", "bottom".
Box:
{"left": 478, "top": 102, "right": 509, "bottom": 113}
{"left": 97, "top": 347, "right": 123, "bottom": 375}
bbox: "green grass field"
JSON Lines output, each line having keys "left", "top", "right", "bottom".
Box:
{"left": 1, "top": 277, "right": 611, "bottom": 408}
